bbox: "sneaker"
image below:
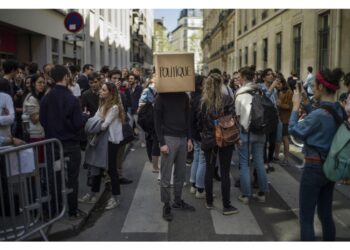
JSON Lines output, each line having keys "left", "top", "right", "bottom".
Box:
{"left": 78, "top": 193, "right": 97, "bottom": 204}
{"left": 162, "top": 205, "right": 173, "bottom": 221}
{"left": 172, "top": 200, "right": 196, "bottom": 211}
{"left": 141, "top": 142, "right": 146, "bottom": 148}
{"left": 195, "top": 191, "right": 206, "bottom": 199}
{"left": 252, "top": 192, "right": 266, "bottom": 203}
{"left": 119, "top": 177, "right": 133, "bottom": 185}
{"left": 238, "top": 195, "right": 249, "bottom": 204}
{"left": 272, "top": 157, "right": 280, "bottom": 163}
{"left": 105, "top": 197, "right": 120, "bottom": 210}
{"left": 68, "top": 209, "right": 86, "bottom": 221}
{"left": 205, "top": 203, "right": 214, "bottom": 209}
{"left": 223, "top": 205, "right": 239, "bottom": 215}
{"left": 190, "top": 186, "right": 196, "bottom": 194}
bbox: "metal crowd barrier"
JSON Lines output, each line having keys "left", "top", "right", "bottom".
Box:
{"left": 0, "top": 139, "right": 69, "bottom": 241}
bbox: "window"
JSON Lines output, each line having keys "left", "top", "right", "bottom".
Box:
{"left": 253, "top": 43, "right": 257, "bottom": 66}
{"left": 63, "top": 42, "right": 66, "bottom": 54}
{"left": 262, "top": 10, "right": 268, "bottom": 20}
{"left": 239, "top": 49, "right": 242, "bottom": 68}
{"left": 52, "top": 38, "right": 58, "bottom": 53}
{"left": 244, "top": 9, "right": 248, "bottom": 31}
{"left": 252, "top": 9, "right": 257, "bottom": 26}
{"left": 263, "top": 38, "right": 268, "bottom": 68}
{"left": 293, "top": 24, "right": 302, "bottom": 77}
{"left": 276, "top": 32, "right": 282, "bottom": 72}
{"left": 318, "top": 12, "right": 330, "bottom": 70}
{"left": 245, "top": 46, "right": 248, "bottom": 65}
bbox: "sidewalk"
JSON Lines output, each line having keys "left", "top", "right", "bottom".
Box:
{"left": 29, "top": 143, "right": 133, "bottom": 241}
{"left": 289, "top": 144, "right": 350, "bottom": 200}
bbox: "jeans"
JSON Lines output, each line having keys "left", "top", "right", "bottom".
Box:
{"left": 239, "top": 131, "right": 269, "bottom": 196}
{"left": 204, "top": 145, "right": 234, "bottom": 208}
{"left": 62, "top": 142, "right": 82, "bottom": 216}
{"left": 91, "top": 142, "right": 121, "bottom": 196}
{"left": 190, "top": 140, "right": 206, "bottom": 189}
{"left": 299, "top": 166, "right": 335, "bottom": 241}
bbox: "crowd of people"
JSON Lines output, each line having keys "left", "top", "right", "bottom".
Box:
{"left": 1, "top": 58, "right": 350, "bottom": 241}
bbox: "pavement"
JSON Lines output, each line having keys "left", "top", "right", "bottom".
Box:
{"left": 31, "top": 140, "right": 350, "bottom": 241}
{"left": 63, "top": 141, "right": 350, "bottom": 241}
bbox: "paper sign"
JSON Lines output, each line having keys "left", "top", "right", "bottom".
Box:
{"left": 5, "top": 148, "right": 35, "bottom": 176}
{"left": 154, "top": 53, "right": 195, "bottom": 93}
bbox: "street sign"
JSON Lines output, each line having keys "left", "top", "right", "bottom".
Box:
{"left": 64, "top": 11, "right": 84, "bottom": 33}
{"left": 63, "top": 33, "right": 85, "bottom": 41}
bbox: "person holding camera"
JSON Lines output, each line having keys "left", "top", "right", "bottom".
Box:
{"left": 289, "top": 68, "right": 345, "bottom": 241}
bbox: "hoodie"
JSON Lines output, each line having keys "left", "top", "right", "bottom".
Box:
{"left": 234, "top": 82, "right": 260, "bottom": 131}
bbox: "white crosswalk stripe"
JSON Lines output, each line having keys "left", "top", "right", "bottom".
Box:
{"left": 121, "top": 160, "right": 350, "bottom": 239}
{"left": 121, "top": 162, "right": 167, "bottom": 233}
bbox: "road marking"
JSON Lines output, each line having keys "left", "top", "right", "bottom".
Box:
{"left": 121, "top": 162, "right": 168, "bottom": 233}
{"left": 210, "top": 180, "right": 263, "bottom": 235}
{"left": 269, "top": 164, "right": 350, "bottom": 239}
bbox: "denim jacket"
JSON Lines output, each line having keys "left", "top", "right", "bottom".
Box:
{"left": 289, "top": 101, "right": 345, "bottom": 167}
{"left": 139, "top": 87, "right": 156, "bottom": 105}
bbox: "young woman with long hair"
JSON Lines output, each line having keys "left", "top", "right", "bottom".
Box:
{"left": 289, "top": 68, "right": 345, "bottom": 241}
{"left": 79, "top": 82, "right": 125, "bottom": 210}
{"left": 275, "top": 73, "right": 293, "bottom": 165}
{"left": 198, "top": 72, "right": 238, "bottom": 215}
{"left": 22, "top": 74, "right": 46, "bottom": 142}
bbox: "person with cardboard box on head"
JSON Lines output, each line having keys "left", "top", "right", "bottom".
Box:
{"left": 153, "top": 53, "right": 195, "bottom": 222}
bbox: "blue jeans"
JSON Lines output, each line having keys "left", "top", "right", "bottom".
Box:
{"left": 299, "top": 165, "right": 335, "bottom": 241}
{"left": 190, "top": 140, "right": 206, "bottom": 189}
{"left": 239, "top": 131, "right": 269, "bottom": 196}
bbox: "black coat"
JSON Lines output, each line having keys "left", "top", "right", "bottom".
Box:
{"left": 198, "top": 94, "right": 235, "bottom": 150}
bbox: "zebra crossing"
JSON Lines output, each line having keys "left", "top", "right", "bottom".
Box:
{"left": 119, "top": 160, "right": 350, "bottom": 240}
{"left": 70, "top": 145, "right": 350, "bottom": 241}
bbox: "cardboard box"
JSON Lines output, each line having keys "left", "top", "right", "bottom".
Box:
{"left": 154, "top": 52, "right": 195, "bottom": 93}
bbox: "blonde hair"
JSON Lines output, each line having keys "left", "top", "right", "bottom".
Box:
{"left": 99, "top": 82, "right": 125, "bottom": 123}
{"left": 201, "top": 73, "right": 224, "bottom": 115}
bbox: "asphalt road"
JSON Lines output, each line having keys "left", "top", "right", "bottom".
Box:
{"left": 67, "top": 142, "right": 350, "bottom": 241}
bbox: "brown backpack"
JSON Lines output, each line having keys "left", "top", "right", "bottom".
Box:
{"left": 214, "top": 114, "right": 240, "bottom": 147}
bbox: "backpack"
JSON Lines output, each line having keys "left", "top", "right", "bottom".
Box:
{"left": 320, "top": 106, "right": 350, "bottom": 182}
{"left": 137, "top": 88, "right": 155, "bottom": 133}
{"left": 248, "top": 89, "right": 278, "bottom": 134}
{"left": 214, "top": 115, "right": 240, "bottom": 147}
{"left": 213, "top": 86, "right": 240, "bottom": 147}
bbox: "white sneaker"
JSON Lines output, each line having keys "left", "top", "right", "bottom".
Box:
{"left": 105, "top": 197, "right": 120, "bottom": 210}
{"left": 79, "top": 193, "right": 97, "bottom": 204}
{"left": 190, "top": 186, "right": 196, "bottom": 194}
{"left": 141, "top": 143, "right": 146, "bottom": 148}
{"left": 195, "top": 191, "right": 206, "bottom": 199}
{"left": 238, "top": 195, "right": 249, "bottom": 204}
{"left": 252, "top": 193, "right": 266, "bottom": 203}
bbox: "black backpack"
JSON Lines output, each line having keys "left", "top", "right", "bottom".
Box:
{"left": 137, "top": 88, "right": 155, "bottom": 133}
{"left": 248, "top": 89, "right": 278, "bottom": 134}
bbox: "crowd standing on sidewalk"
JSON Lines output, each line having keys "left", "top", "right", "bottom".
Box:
{"left": 1, "top": 58, "right": 350, "bottom": 241}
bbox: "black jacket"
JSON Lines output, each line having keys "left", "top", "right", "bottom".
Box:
{"left": 154, "top": 93, "right": 190, "bottom": 146}
{"left": 198, "top": 94, "right": 235, "bottom": 150}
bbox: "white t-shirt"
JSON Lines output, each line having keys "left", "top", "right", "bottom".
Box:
{"left": 69, "top": 83, "right": 81, "bottom": 97}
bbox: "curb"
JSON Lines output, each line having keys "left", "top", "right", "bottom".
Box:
{"left": 29, "top": 141, "right": 136, "bottom": 241}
